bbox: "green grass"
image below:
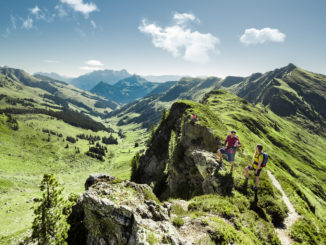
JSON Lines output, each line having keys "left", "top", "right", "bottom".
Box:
{"left": 147, "top": 89, "right": 326, "bottom": 244}
{"left": 198, "top": 90, "right": 326, "bottom": 243}
{"left": 0, "top": 113, "right": 147, "bottom": 242}
{"left": 2, "top": 84, "right": 326, "bottom": 244}
{"left": 172, "top": 217, "right": 184, "bottom": 227}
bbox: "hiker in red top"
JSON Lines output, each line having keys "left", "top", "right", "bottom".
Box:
{"left": 217, "top": 130, "right": 242, "bottom": 172}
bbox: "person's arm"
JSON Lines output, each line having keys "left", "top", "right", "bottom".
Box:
{"left": 223, "top": 136, "right": 228, "bottom": 149}
{"left": 238, "top": 139, "right": 242, "bottom": 147}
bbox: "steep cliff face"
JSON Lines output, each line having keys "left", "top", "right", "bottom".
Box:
{"left": 132, "top": 100, "right": 228, "bottom": 200}
{"left": 134, "top": 102, "right": 191, "bottom": 186}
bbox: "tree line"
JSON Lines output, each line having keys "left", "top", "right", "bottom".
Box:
{"left": 0, "top": 107, "right": 111, "bottom": 132}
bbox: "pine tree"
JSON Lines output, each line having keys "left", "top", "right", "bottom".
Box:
{"left": 31, "top": 174, "right": 69, "bottom": 245}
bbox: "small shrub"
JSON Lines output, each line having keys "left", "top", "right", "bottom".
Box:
{"left": 5, "top": 114, "right": 19, "bottom": 130}
{"left": 147, "top": 232, "right": 159, "bottom": 245}
{"left": 143, "top": 188, "right": 160, "bottom": 203}
{"left": 102, "top": 134, "right": 118, "bottom": 145}
{"left": 66, "top": 136, "right": 76, "bottom": 143}
{"left": 172, "top": 217, "right": 184, "bottom": 227}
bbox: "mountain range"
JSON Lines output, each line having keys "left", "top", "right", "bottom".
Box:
{"left": 1, "top": 63, "right": 326, "bottom": 244}
{"left": 0, "top": 67, "right": 119, "bottom": 132}
{"left": 90, "top": 75, "right": 161, "bottom": 104}
{"left": 108, "top": 64, "right": 326, "bottom": 134}
{"left": 38, "top": 69, "right": 184, "bottom": 92}
{"left": 70, "top": 69, "right": 131, "bottom": 91}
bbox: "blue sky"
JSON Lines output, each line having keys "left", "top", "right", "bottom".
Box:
{"left": 0, "top": 0, "right": 325, "bottom": 77}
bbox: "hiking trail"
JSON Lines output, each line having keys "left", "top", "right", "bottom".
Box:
{"left": 267, "top": 170, "right": 300, "bottom": 245}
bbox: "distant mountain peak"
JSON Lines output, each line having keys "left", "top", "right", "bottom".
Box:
{"left": 71, "top": 69, "right": 132, "bottom": 90}
{"left": 221, "top": 76, "right": 244, "bottom": 87}
{"left": 287, "top": 63, "right": 297, "bottom": 69}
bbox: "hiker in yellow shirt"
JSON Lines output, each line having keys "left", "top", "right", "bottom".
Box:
{"left": 245, "top": 144, "right": 263, "bottom": 191}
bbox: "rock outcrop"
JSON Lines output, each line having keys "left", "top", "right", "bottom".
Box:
{"left": 69, "top": 174, "right": 188, "bottom": 245}
{"left": 132, "top": 101, "right": 231, "bottom": 200}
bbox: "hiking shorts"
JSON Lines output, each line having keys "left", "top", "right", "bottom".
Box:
{"left": 248, "top": 165, "right": 262, "bottom": 176}
{"left": 219, "top": 147, "right": 236, "bottom": 162}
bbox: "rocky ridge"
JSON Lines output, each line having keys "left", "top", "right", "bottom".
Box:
{"left": 132, "top": 100, "right": 234, "bottom": 200}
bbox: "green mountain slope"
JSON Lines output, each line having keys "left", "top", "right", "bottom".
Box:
{"left": 132, "top": 90, "right": 326, "bottom": 244}
{"left": 107, "top": 76, "right": 221, "bottom": 128}
{"left": 0, "top": 67, "right": 120, "bottom": 130}
{"left": 231, "top": 64, "right": 326, "bottom": 133}
{"left": 107, "top": 64, "right": 326, "bottom": 135}
{"left": 34, "top": 72, "right": 73, "bottom": 83}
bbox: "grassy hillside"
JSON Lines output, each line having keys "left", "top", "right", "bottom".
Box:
{"left": 133, "top": 90, "right": 326, "bottom": 244}
{"left": 197, "top": 91, "right": 326, "bottom": 244}
{"left": 232, "top": 64, "right": 326, "bottom": 133}
{"left": 1, "top": 64, "right": 326, "bottom": 244}
{"left": 0, "top": 112, "right": 147, "bottom": 243}
{"left": 0, "top": 67, "right": 119, "bottom": 117}
{"left": 109, "top": 64, "right": 326, "bottom": 135}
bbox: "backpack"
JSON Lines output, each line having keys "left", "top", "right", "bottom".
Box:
{"left": 261, "top": 152, "right": 269, "bottom": 167}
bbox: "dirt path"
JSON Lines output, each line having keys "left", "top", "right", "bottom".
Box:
{"left": 267, "top": 170, "right": 300, "bottom": 245}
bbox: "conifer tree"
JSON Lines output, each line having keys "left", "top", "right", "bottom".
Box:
{"left": 31, "top": 174, "right": 69, "bottom": 245}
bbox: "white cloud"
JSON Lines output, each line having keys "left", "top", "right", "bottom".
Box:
{"left": 240, "top": 27, "right": 286, "bottom": 45}
{"left": 60, "top": 0, "right": 97, "bottom": 17}
{"left": 86, "top": 59, "right": 103, "bottom": 66}
{"left": 29, "top": 6, "right": 53, "bottom": 22}
{"left": 80, "top": 60, "right": 103, "bottom": 71}
{"left": 139, "top": 14, "right": 219, "bottom": 63}
{"left": 22, "top": 17, "right": 33, "bottom": 29}
{"left": 80, "top": 66, "right": 102, "bottom": 71}
{"left": 30, "top": 6, "right": 40, "bottom": 15}
{"left": 173, "top": 12, "right": 198, "bottom": 25}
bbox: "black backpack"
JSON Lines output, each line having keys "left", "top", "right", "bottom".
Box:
{"left": 261, "top": 152, "right": 269, "bottom": 167}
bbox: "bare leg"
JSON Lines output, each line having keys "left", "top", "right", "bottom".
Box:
{"left": 245, "top": 166, "right": 249, "bottom": 178}
{"left": 255, "top": 176, "right": 259, "bottom": 187}
{"left": 230, "top": 161, "right": 234, "bottom": 172}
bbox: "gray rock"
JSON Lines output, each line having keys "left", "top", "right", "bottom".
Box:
{"left": 72, "top": 175, "right": 186, "bottom": 245}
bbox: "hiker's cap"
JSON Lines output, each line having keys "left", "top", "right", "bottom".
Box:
{"left": 231, "top": 130, "right": 236, "bottom": 134}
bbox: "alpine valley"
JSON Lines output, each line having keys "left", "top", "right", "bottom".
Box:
{"left": 0, "top": 64, "right": 326, "bottom": 245}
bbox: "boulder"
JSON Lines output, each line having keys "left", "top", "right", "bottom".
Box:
{"left": 70, "top": 175, "right": 188, "bottom": 245}
{"left": 169, "top": 149, "right": 230, "bottom": 198}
